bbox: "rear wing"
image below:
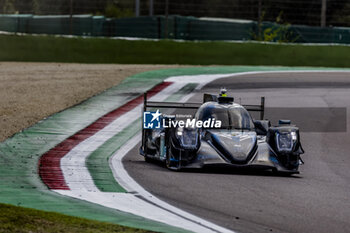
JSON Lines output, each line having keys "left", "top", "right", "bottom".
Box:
{"left": 143, "top": 92, "right": 265, "bottom": 120}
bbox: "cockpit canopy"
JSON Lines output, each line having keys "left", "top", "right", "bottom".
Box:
{"left": 195, "top": 102, "right": 255, "bottom": 130}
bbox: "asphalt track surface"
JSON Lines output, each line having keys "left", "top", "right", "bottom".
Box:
{"left": 124, "top": 72, "right": 350, "bottom": 233}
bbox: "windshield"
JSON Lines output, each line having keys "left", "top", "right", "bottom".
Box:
{"left": 196, "top": 104, "right": 254, "bottom": 130}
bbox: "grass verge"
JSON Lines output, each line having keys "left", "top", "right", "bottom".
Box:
{"left": 0, "top": 34, "right": 350, "bottom": 67}
{"left": 0, "top": 203, "right": 151, "bottom": 233}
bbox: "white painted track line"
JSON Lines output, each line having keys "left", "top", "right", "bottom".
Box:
{"left": 110, "top": 133, "right": 234, "bottom": 233}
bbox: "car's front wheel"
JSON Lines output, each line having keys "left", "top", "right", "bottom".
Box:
{"left": 144, "top": 155, "right": 152, "bottom": 163}
{"left": 165, "top": 142, "right": 180, "bottom": 171}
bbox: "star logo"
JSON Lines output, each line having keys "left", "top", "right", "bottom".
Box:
{"left": 151, "top": 110, "right": 162, "bottom": 122}
{"left": 143, "top": 110, "right": 163, "bottom": 129}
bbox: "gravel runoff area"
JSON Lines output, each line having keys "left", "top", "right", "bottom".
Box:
{"left": 0, "top": 62, "right": 185, "bottom": 142}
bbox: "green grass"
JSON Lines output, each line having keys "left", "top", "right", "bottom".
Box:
{"left": 0, "top": 203, "right": 152, "bottom": 233}
{"left": 0, "top": 34, "right": 350, "bottom": 67}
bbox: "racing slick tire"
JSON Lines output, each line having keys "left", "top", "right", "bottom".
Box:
{"left": 144, "top": 155, "right": 152, "bottom": 163}
{"left": 165, "top": 143, "right": 181, "bottom": 171}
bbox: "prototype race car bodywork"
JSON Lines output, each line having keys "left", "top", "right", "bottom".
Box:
{"left": 140, "top": 91, "right": 304, "bottom": 174}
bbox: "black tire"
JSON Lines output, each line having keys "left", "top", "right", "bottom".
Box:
{"left": 165, "top": 143, "right": 180, "bottom": 171}
{"left": 143, "top": 139, "right": 156, "bottom": 163}
{"left": 144, "top": 155, "right": 152, "bottom": 163}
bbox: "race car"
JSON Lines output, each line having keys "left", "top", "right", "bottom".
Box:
{"left": 140, "top": 89, "right": 304, "bottom": 174}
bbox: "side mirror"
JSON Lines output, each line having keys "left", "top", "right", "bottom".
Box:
{"left": 254, "top": 120, "right": 270, "bottom": 135}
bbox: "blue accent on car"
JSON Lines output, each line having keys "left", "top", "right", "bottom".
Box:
{"left": 270, "top": 156, "right": 279, "bottom": 163}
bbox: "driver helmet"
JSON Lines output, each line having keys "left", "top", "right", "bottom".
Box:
{"left": 219, "top": 88, "right": 227, "bottom": 97}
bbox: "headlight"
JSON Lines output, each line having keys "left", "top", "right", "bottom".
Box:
{"left": 176, "top": 127, "right": 198, "bottom": 149}
{"left": 276, "top": 131, "right": 297, "bottom": 152}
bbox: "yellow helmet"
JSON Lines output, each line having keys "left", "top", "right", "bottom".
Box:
{"left": 219, "top": 88, "right": 227, "bottom": 97}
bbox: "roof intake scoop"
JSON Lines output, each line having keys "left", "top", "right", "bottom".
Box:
{"left": 218, "top": 96, "right": 234, "bottom": 104}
